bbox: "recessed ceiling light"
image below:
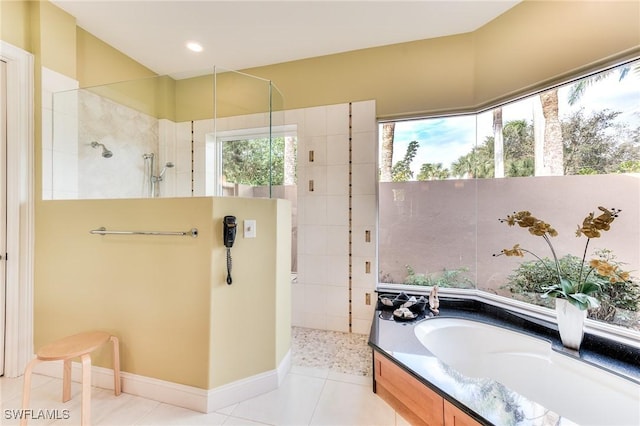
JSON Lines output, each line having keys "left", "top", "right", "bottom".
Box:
{"left": 186, "top": 41, "right": 203, "bottom": 53}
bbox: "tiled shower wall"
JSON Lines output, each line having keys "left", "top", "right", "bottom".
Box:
{"left": 290, "top": 101, "right": 378, "bottom": 334}
{"left": 180, "top": 101, "right": 378, "bottom": 333}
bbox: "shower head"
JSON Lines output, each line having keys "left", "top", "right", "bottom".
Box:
{"left": 91, "top": 141, "right": 113, "bottom": 158}
{"left": 159, "top": 161, "right": 175, "bottom": 178}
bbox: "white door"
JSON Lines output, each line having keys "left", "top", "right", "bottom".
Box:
{"left": 0, "top": 59, "right": 7, "bottom": 376}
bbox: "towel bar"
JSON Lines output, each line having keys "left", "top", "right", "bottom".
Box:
{"left": 90, "top": 227, "right": 198, "bottom": 237}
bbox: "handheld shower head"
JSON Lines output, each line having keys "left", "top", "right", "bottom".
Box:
{"left": 159, "top": 162, "right": 175, "bottom": 179}
{"left": 91, "top": 141, "right": 113, "bottom": 158}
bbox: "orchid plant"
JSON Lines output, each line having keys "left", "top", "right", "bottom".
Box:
{"left": 495, "top": 207, "right": 629, "bottom": 310}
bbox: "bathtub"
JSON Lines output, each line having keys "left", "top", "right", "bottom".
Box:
{"left": 413, "top": 317, "right": 640, "bottom": 426}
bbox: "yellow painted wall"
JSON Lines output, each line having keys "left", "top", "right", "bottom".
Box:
{"left": 37, "top": 0, "right": 76, "bottom": 78}
{"left": 35, "top": 197, "right": 290, "bottom": 389}
{"left": 209, "top": 198, "right": 291, "bottom": 387}
{"left": 175, "top": 75, "right": 213, "bottom": 121}
{"left": 174, "top": 0, "right": 640, "bottom": 120}
{"left": 473, "top": 0, "right": 640, "bottom": 109}
{"left": 0, "top": 0, "right": 32, "bottom": 51}
{"left": 241, "top": 33, "right": 476, "bottom": 120}
{"left": 76, "top": 27, "right": 156, "bottom": 87}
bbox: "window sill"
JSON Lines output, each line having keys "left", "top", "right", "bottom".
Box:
{"left": 376, "top": 283, "right": 640, "bottom": 350}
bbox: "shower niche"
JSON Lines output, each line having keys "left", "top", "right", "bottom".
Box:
{"left": 47, "top": 68, "right": 284, "bottom": 200}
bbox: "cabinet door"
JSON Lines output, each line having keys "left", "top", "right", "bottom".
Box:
{"left": 444, "top": 399, "right": 481, "bottom": 426}
{"left": 374, "top": 351, "right": 444, "bottom": 426}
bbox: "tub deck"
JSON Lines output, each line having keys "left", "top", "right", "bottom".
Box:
{"left": 369, "top": 298, "right": 640, "bottom": 426}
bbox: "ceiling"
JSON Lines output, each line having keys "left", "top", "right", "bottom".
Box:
{"left": 51, "top": 0, "right": 521, "bottom": 80}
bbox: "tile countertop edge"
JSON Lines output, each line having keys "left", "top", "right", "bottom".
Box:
{"left": 368, "top": 297, "right": 640, "bottom": 426}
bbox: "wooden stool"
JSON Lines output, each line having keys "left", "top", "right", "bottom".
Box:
{"left": 21, "top": 331, "right": 121, "bottom": 426}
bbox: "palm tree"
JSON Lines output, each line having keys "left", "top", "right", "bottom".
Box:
{"left": 493, "top": 108, "right": 504, "bottom": 178}
{"left": 568, "top": 64, "right": 639, "bottom": 105}
{"left": 451, "top": 154, "right": 475, "bottom": 178}
{"left": 536, "top": 61, "right": 639, "bottom": 177}
{"left": 380, "top": 123, "right": 395, "bottom": 182}
{"left": 417, "top": 162, "right": 450, "bottom": 180}
{"left": 539, "top": 88, "right": 564, "bottom": 175}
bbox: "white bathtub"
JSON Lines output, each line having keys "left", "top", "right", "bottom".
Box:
{"left": 414, "top": 317, "right": 640, "bottom": 426}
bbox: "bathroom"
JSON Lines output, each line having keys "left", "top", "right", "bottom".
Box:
{"left": 1, "top": 0, "right": 640, "bottom": 425}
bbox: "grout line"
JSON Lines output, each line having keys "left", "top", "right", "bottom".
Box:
{"left": 348, "top": 102, "right": 353, "bottom": 334}
{"left": 190, "top": 121, "right": 195, "bottom": 196}
{"left": 306, "top": 374, "right": 330, "bottom": 426}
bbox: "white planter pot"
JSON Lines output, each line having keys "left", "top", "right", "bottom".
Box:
{"left": 555, "top": 298, "right": 587, "bottom": 350}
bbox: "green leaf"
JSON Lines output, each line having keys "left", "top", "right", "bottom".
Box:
{"left": 560, "top": 277, "right": 576, "bottom": 294}
{"left": 567, "top": 294, "right": 589, "bottom": 310}
{"left": 580, "top": 281, "right": 602, "bottom": 295}
{"left": 585, "top": 295, "right": 600, "bottom": 308}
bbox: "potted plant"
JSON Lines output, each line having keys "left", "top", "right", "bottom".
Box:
{"left": 494, "top": 207, "right": 629, "bottom": 350}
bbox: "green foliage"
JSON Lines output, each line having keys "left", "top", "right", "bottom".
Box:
{"left": 404, "top": 265, "right": 474, "bottom": 289}
{"left": 507, "top": 158, "right": 534, "bottom": 177}
{"left": 417, "top": 162, "right": 450, "bottom": 180}
{"left": 616, "top": 160, "right": 640, "bottom": 173}
{"left": 392, "top": 140, "right": 419, "bottom": 182}
{"left": 449, "top": 109, "right": 640, "bottom": 179}
{"left": 451, "top": 119, "right": 535, "bottom": 179}
{"left": 503, "top": 253, "right": 640, "bottom": 312}
{"left": 222, "top": 137, "right": 294, "bottom": 186}
{"left": 451, "top": 138, "right": 493, "bottom": 178}
{"left": 561, "top": 109, "right": 627, "bottom": 175}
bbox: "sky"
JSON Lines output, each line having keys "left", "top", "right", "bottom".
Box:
{"left": 382, "top": 62, "right": 640, "bottom": 177}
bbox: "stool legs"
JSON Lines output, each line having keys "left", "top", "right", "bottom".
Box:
{"left": 20, "top": 358, "right": 42, "bottom": 426}
{"left": 63, "top": 359, "right": 72, "bottom": 402}
{"left": 80, "top": 354, "right": 92, "bottom": 425}
{"left": 20, "top": 333, "right": 121, "bottom": 426}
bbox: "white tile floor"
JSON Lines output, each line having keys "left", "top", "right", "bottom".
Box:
{"left": 0, "top": 328, "right": 409, "bottom": 425}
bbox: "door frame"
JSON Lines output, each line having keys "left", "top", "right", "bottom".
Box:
{"left": 1, "top": 58, "right": 7, "bottom": 376}
{"left": 0, "top": 41, "right": 35, "bottom": 378}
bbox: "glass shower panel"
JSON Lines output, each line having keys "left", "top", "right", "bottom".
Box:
{"left": 49, "top": 75, "right": 178, "bottom": 199}
{"left": 212, "top": 67, "right": 297, "bottom": 271}
{"left": 48, "top": 68, "right": 288, "bottom": 203}
{"left": 213, "top": 67, "right": 294, "bottom": 199}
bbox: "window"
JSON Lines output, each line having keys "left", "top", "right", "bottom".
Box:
{"left": 378, "top": 59, "right": 640, "bottom": 332}
{"left": 210, "top": 126, "right": 298, "bottom": 272}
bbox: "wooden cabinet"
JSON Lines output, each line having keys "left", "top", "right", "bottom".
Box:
{"left": 373, "top": 351, "right": 481, "bottom": 426}
{"left": 444, "top": 399, "right": 480, "bottom": 426}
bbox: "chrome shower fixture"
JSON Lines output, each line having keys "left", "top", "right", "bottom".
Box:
{"left": 143, "top": 153, "right": 174, "bottom": 197}
{"left": 90, "top": 141, "right": 113, "bottom": 158}
{"left": 158, "top": 162, "right": 175, "bottom": 180}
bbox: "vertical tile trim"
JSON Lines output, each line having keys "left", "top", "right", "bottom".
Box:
{"left": 348, "top": 102, "right": 353, "bottom": 333}
{"left": 190, "top": 121, "right": 195, "bottom": 196}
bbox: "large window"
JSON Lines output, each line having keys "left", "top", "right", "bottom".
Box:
{"left": 379, "top": 59, "right": 640, "bottom": 332}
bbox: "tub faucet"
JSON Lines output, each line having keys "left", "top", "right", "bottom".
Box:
{"left": 429, "top": 286, "right": 440, "bottom": 315}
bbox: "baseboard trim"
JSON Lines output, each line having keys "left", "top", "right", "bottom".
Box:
{"left": 32, "top": 349, "right": 292, "bottom": 413}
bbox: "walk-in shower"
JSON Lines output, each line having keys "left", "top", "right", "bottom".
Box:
{"left": 90, "top": 141, "right": 113, "bottom": 158}
{"left": 143, "top": 153, "right": 174, "bottom": 197}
